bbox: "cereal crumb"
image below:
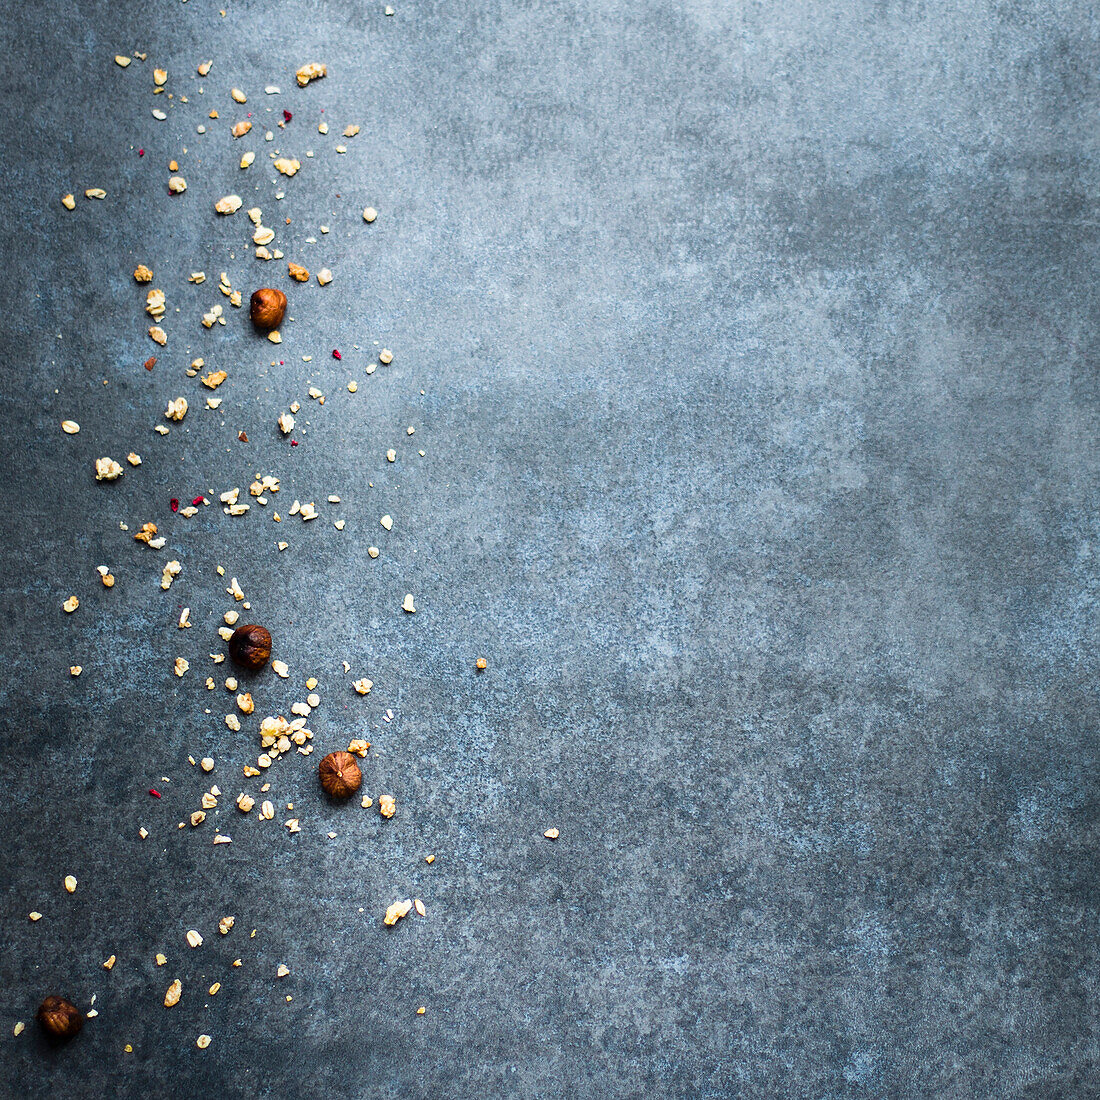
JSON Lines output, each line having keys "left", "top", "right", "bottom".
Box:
{"left": 95, "top": 456, "right": 123, "bottom": 481}
{"left": 296, "top": 62, "right": 327, "bottom": 87}
{"left": 383, "top": 899, "right": 412, "bottom": 926}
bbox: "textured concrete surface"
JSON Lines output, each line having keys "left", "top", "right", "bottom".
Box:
{"left": 1, "top": 1, "right": 1098, "bottom": 1096}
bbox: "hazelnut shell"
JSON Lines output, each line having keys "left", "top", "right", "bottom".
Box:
{"left": 37, "top": 996, "right": 84, "bottom": 1040}
{"left": 249, "top": 287, "right": 287, "bottom": 330}
{"left": 228, "top": 624, "right": 272, "bottom": 671}
{"left": 319, "top": 751, "right": 362, "bottom": 797}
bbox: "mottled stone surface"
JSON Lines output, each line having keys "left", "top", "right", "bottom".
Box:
{"left": 1, "top": 1, "right": 1097, "bottom": 1096}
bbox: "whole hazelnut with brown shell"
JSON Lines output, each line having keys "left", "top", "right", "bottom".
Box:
{"left": 249, "top": 288, "right": 287, "bottom": 330}
{"left": 228, "top": 624, "right": 272, "bottom": 671}
{"left": 319, "top": 751, "right": 362, "bottom": 797}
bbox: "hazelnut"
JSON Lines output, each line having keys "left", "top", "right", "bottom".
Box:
{"left": 319, "top": 751, "right": 361, "bottom": 797}
{"left": 228, "top": 624, "right": 272, "bottom": 671}
{"left": 249, "top": 288, "right": 287, "bottom": 330}
{"left": 36, "top": 996, "right": 84, "bottom": 1040}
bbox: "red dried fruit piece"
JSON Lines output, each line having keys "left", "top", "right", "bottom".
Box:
{"left": 291, "top": 439, "right": 299, "bottom": 447}
{"left": 170, "top": 498, "right": 179, "bottom": 512}
{"left": 149, "top": 788, "right": 161, "bottom": 798}
{"left": 138, "top": 148, "right": 145, "bottom": 156}
{"left": 145, "top": 357, "right": 157, "bottom": 371}
{"left": 238, "top": 431, "right": 249, "bottom": 442}
{"left": 283, "top": 109, "right": 292, "bottom": 122}
{"left": 332, "top": 349, "right": 342, "bottom": 360}
{"left": 192, "top": 495, "right": 204, "bottom": 506}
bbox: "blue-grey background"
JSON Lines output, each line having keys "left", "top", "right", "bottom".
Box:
{"left": 0, "top": 1, "right": 1097, "bottom": 1097}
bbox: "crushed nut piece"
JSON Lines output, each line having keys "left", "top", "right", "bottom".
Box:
{"left": 64, "top": 875, "right": 77, "bottom": 893}
{"left": 186, "top": 930, "right": 203, "bottom": 949}
{"left": 383, "top": 899, "right": 412, "bottom": 926}
{"left": 379, "top": 794, "right": 396, "bottom": 819}
{"left": 95, "top": 456, "right": 123, "bottom": 482}
{"left": 215, "top": 194, "right": 243, "bottom": 215}
{"left": 174, "top": 657, "right": 190, "bottom": 677}
{"left": 62, "top": 595, "right": 79, "bottom": 614}
{"left": 133, "top": 264, "right": 153, "bottom": 283}
{"left": 296, "top": 62, "right": 326, "bottom": 86}
{"left": 287, "top": 261, "right": 309, "bottom": 282}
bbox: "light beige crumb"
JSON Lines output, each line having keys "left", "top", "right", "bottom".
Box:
{"left": 196, "top": 1034, "right": 211, "bottom": 1049}
{"left": 379, "top": 794, "right": 396, "bottom": 818}
{"left": 114, "top": 55, "right": 131, "bottom": 67}
{"left": 296, "top": 62, "right": 326, "bottom": 87}
{"left": 62, "top": 596, "right": 79, "bottom": 614}
{"left": 402, "top": 593, "right": 416, "bottom": 613}
{"left": 70, "top": 665, "right": 82, "bottom": 677}
{"left": 414, "top": 899, "right": 426, "bottom": 916}
{"left": 544, "top": 828, "right": 560, "bottom": 839}
{"left": 94, "top": 456, "right": 123, "bottom": 481}
{"left": 383, "top": 899, "right": 412, "bottom": 926}
{"left": 164, "top": 979, "right": 182, "bottom": 1007}
{"left": 61, "top": 193, "right": 76, "bottom": 210}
